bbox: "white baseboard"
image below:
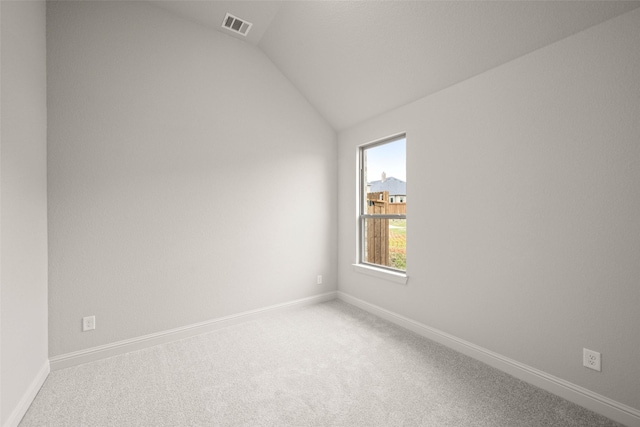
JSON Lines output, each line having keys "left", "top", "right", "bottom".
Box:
{"left": 3, "top": 360, "right": 50, "bottom": 427}
{"left": 50, "top": 291, "right": 338, "bottom": 371}
{"left": 337, "top": 291, "right": 640, "bottom": 427}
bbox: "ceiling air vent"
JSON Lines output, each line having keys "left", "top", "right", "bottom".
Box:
{"left": 222, "top": 13, "right": 253, "bottom": 37}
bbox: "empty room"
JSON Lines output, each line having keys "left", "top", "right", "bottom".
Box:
{"left": 2, "top": 0, "right": 639, "bottom": 426}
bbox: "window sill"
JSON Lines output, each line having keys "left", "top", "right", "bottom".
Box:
{"left": 352, "top": 264, "right": 408, "bottom": 285}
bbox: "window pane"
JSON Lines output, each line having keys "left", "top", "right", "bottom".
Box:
{"left": 363, "top": 218, "right": 406, "bottom": 270}
{"left": 364, "top": 138, "right": 406, "bottom": 207}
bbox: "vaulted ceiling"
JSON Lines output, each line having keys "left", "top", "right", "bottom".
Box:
{"left": 150, "top": 1, "right": 640, "bottom": 131}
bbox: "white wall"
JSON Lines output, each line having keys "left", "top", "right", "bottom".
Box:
{"left": 338, "top": 8, "right": 640, "bottom": 412}
{"left": 1, "top": 1, "right": 49, "bottom": 425}
{"left": 47, "top": 1, "right": 337, "bottom": 357}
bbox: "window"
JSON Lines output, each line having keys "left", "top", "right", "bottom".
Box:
{"left": 359, "top": 135, "right": 406, "bottom": 273}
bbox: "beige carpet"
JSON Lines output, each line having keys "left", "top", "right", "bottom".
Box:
{"left": 21, "top": 300, "right": 622, "bottom": 426}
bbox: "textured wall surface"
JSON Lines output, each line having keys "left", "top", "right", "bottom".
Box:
{"left": 1, "top": 1, "right": 49, "bottom": 424}
{"left": 47, "top": 1, "right": 337, "bottom": 357}
{"left": 338, "top": 8, "right": 640, "bottom": 411}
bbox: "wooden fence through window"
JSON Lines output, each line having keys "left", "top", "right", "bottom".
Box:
{"left": 366, "top": 191, "right": 406, "bottom": 267}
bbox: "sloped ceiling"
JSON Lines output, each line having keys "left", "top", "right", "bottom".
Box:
{"left": 149, "top": 1, "right": 640, "bottom": 131}
{"left": 150, "top": 1, "right": 284, "bottom": 45}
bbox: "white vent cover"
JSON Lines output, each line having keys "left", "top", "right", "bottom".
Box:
{"left": 222, "top": 13, "right": 253, "bottom": 37}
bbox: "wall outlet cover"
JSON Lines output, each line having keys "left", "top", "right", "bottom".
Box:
{"left": 583, "top": 348, "right": 601, "bottom": 372}
{"left": 82, "top": 315, "right": 96, "bottom": 332}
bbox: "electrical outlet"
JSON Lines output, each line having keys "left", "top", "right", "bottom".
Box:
{"left": 317, "top": 275, "right": 323, "bottom": 285}
{"left": 82, "top": 316, "right": 96, "bottom": 332}
{"left": 583, "top": 348, "right": 601, "bottom": 372}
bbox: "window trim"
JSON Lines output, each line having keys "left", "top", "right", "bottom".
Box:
{"left": 356, "top": 133, "right": 407, "bottom": 282}
{"left": 352, "top": 263, "right": 408, "bottom": 285}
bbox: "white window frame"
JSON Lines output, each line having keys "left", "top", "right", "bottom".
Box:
{"left": 354, "top": 133, "right": 408, "bottom": 284}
